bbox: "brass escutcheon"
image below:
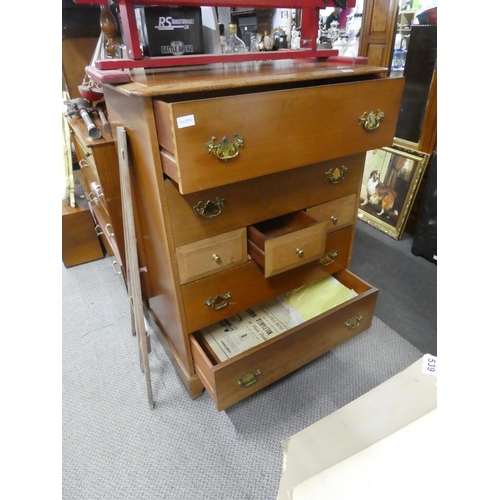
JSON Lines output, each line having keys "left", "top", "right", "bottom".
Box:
{"left": 193, "top": 197, "right": 225, "bottom": 218}
{"left": 237, "top": 369, "right": 261, "bottom": 387}
{"left": 325, "top": 166, "right": 348, "bottom": 184}
{"left": 358, "top": 109, "right": 384, "bottom": 131}
{"left": 204, "top": 291, "right": 232, "bottom": 310}
{"left": 319, "top": 250, "right": 338, "bottom": 266}
{"left": 345, "top": 312, "right": 363, "bottom": 330}
{"left": 206, "top": 133, "right": 245, "bottom": 161}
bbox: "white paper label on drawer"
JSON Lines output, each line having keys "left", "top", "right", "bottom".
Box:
{"left": 422, "top": 354, "right": 437, "bottom": 376}
{"left": 177, "top": 114, "right": 195, "bottom": 129}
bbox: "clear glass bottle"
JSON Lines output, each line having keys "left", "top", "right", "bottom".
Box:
{"left": 225, "top": 23, "right": 247, "bottom": 53}
{"left": 219, "top": 23, "right": 227, "bottom": 54}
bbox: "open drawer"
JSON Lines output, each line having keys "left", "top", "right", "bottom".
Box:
{"left": 189, "top": 268, "right": 378, "bottom": 411}
{"left": 154, "top": 77, "right": 404, "bottom": 194}
{"left": 248, "top": 211, "right": 328, "bottom": 278}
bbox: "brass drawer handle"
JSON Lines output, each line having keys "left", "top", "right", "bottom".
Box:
{"left": 345, "top": 312, "right": 363, "bottom": 330}
{"left": 111, "top": 260, "right": 122, "bottom": 275}
{"left": 296, "top": 248, "right": 304, "bottom": 257}
{"left": 213, "top": 254, "right": 222, "bottom": 263}
{"left": 105, "top": 223, "right": 114, "bottom": 237}
{"left": 358, "top": 109, "right": 384, "bottom": 131}
{"left": 91, "top": 182, "right": 103, "bottom": 198}
{"left": 205, "top": 291, "right": 232, "bottom": 310}
{"left": 325, "top": 166, "right": 347, "bottom": 184}
{"left": 330, "top": 216, "right": 338, "bottom": 225}
{"left": 237, "top": 369, "right": 261, "bottom": 387}
{"left": 319, "top": 250, "right": 338, "bottom": 266}
{"left": 193, "top": 197, "right": 225, "bottom": 218}
{"left": 206, "top": 134, "right": 244, "bottom": 161}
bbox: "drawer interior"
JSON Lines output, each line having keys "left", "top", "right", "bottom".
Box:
{"left": 248, "top": 211, "right": 319, "bottom": 248}
{"left": 247, "top": 211, "right": 328, "bottom": 278}
{"left": 189, "top": 268, "right": 378, "bottom": 410}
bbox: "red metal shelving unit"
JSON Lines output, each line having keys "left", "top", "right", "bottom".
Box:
{"left": 74, "top": 0, "right": 360, "bottom": 71}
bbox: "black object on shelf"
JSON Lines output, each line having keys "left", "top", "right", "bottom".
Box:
{"left": 411, "top": 151, "right": 437, "bottom": 264}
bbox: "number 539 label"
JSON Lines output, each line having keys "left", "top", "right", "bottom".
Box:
{"left": 422, "top": 354, "right": 437, "bottom": 376}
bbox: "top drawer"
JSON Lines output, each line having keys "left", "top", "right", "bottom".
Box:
{"left": 154, "top": 77, "right": 404, "bottom": 194}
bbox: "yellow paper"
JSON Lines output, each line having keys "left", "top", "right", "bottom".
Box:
{"left": 284, "top": 276, "right": 357, "bottom": 321}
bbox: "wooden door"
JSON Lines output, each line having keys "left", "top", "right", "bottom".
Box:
{"left": 358, "top": 0, "right": 400, "bottom": 69}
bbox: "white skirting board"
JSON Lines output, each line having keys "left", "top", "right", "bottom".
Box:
{"left": 277, "top": 355, "right": 438, "bottom": 500}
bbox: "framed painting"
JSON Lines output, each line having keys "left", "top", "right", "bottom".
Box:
{"left": 358, "top": 144, "right": 430, "bottom": 240}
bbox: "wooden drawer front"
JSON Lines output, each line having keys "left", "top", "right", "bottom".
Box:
{"left": 181, "top": 227, "right": 353, "bottom": 333}
{"left": 92, "top": 203, "right": 120, "bottom": 261}
{"left": 190, "top": 268, "right": 378, "bottom": 411}
{"left": 154, "top": 78, "right": 403, "bottom": 194}
{"left": 71, "top": 130, "right": 94, "bottom": 164}
{"left": 248, "top": 212, "right": 328, "bottom": 278}
{"left": 165, "top": 154, "right": 364, "bottom": 248}
{"left": 306, "top": 193, "right": 358, "bottom": 233}
{"left": 176, "top": 228, "right": 247, "bottom": 285}
{"left": 78, "top": 159, "right": 111, "bottom": 218}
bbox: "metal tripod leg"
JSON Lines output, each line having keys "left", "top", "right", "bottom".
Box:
{"left": 117, "top": 126, "right": 155, "bottom": 410}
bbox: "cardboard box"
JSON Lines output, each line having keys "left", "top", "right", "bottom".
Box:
{"left": 141, "top": 6, "right": 204, "bottom": 57}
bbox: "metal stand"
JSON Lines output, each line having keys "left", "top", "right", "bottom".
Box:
{"left": 117, "top": 126, "right": 155, "bottom": 410}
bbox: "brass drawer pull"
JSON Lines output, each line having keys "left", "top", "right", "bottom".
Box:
{"left": 206, "top": 133, "right": 245, "bottom": 161}
{"left": 205, "top": 291, "right": 232, "bottom": 310}
{"left": 237, "top": 369, "right": 261, "bottom": 387}
{"left": 111, "top": 260, "right": 122, "bottom": 275}
{"left": 193, "top": 197, "right": 225, "bottom": 218}
{"left": 358, "top": 109, "right": 384, "bottom": 131}
{"left": 325, "top": 166, "right": 347, "bottom": 184}
{"left": 296, "top": 248, "right": 304, "bottom": 257}
{"left": 319, "top": 250, "right": 338, "bottom": 266}
{"left": 345, "top": 312, "right": 363, "bottom": 330}
{"left": 91, "top": 182, "right": 103, "bottom": 198}
{"left": 213, "top": 254, "right": 222, "bottom": 263}
{"left": 105, "top": 223, "right": 114, "bottom": 237}
{"left": 330, "top": 216, "right": 338, "bottom": 224}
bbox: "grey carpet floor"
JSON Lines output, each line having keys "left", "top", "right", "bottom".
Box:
{"left": 62, "top": 256, "right": 423, "bottom": 500}
{"left": 350, "top": 221, "right": 437, "bottom": 356}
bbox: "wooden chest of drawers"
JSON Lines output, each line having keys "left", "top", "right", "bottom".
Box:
{"left": 67, "top": 115, "right": 126, "bottom": 275}
{"left": 102, "top": 60, "right": 404, "bottom": 410}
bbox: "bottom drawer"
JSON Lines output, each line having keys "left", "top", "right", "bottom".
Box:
{"left": 189, "top": 268, "right": 378, "bottom": 411}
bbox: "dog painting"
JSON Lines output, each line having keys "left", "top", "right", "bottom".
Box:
{"left": 361, "top": 169, "right": 398, "bottom": 218}
{"left": 358, "top": 145, "right": 430, "bottom": 240}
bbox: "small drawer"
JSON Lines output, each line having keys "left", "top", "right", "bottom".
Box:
{"left": 248, "top": 212, "right": 328, "bottom": 278}
{"left": 165, "top": 154, "right": 364, "bottom": 248}
{"left": 92, "top": 202, "right": 120, "bottom": 263}
{"left": 72, "top": 131, "right": 94, "bottom": 163}
{"left": 154, "top": 77, "right": 404, "bottom": 194}
{"left": 306, "top": 193, "right": 358, "bottom": 233}
{"left": 181, "top": 227, "right": 354, "bottom": 333}
{"left": 176, "top": 228, "right": 247, "bottom": 285}
{"left": 189, "top": 268, "right": 378, "bottom": 411}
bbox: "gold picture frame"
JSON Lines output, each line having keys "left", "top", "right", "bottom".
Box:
{"left": 358, "top": 144, "right": 430, "bottom": 240}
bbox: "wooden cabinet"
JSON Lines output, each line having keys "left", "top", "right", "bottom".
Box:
{"left": 62, "top": 194, "right": 104, "bottom": 268}
{"left": 102, "top": 60, "right": 404, "bottom": 410}
{"left": 67, "top": 115, "right": 126, "bottom": 275}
